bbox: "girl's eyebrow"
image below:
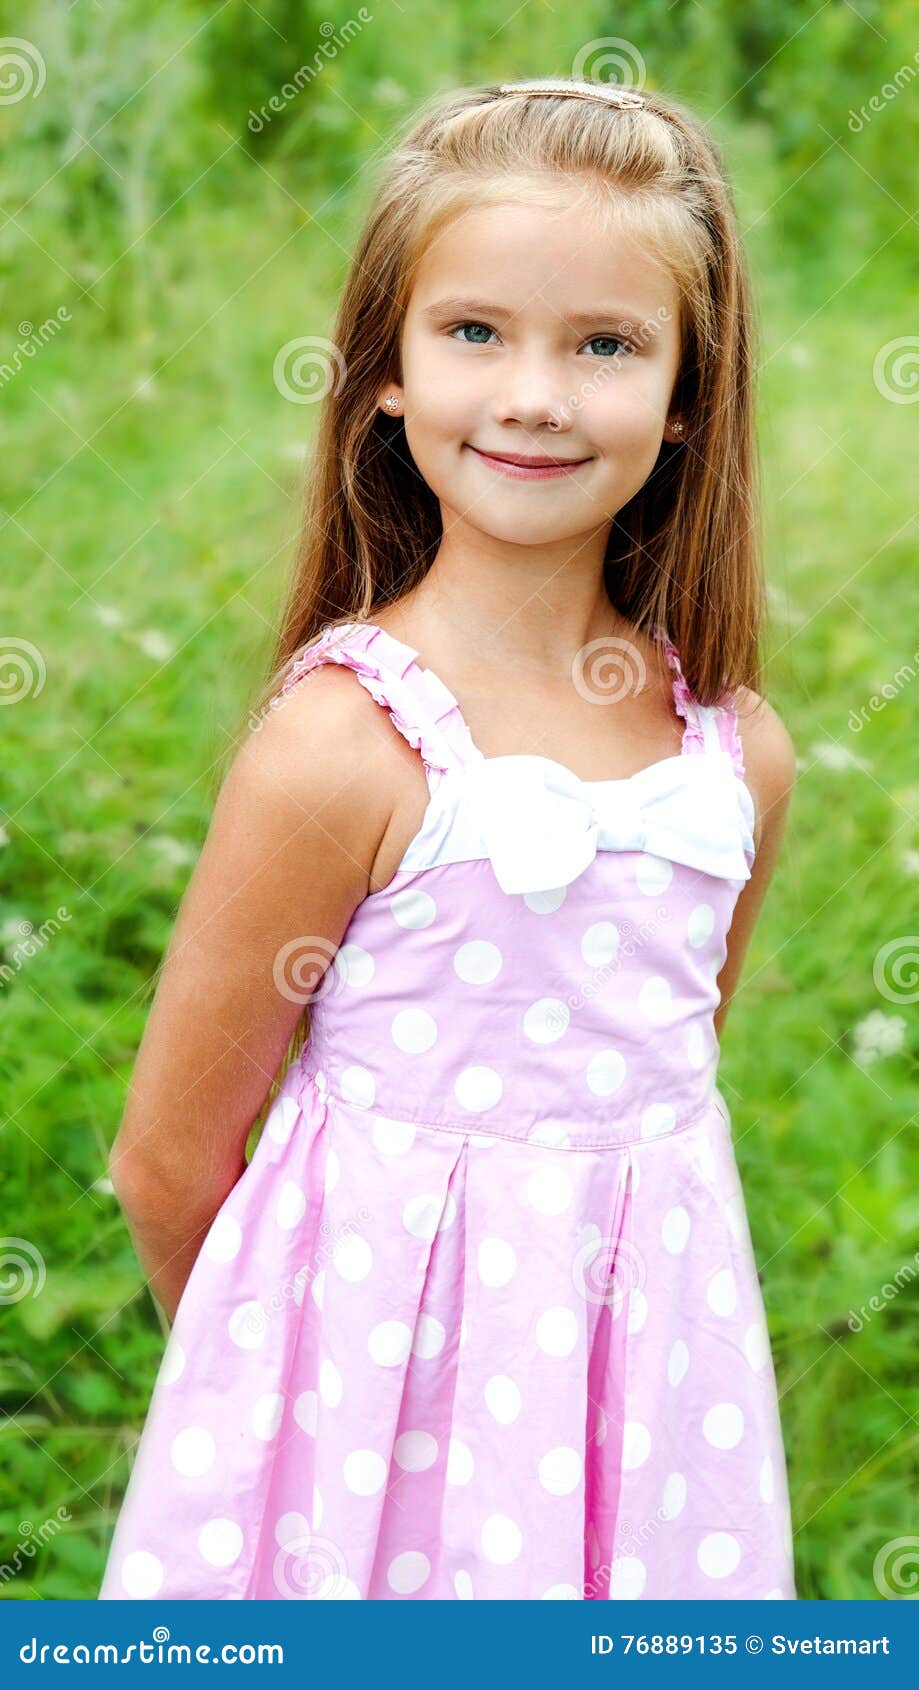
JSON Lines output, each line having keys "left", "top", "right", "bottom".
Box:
{"left": 421, "top": 296, "right": 647, "bottom": 327}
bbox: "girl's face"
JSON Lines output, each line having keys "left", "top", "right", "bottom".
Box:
{"left": 389, "top": 195, "right": 684, "bottom": 552}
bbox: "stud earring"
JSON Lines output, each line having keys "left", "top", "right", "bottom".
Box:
{"left": 383, "top": 395, "right": 400, "bottom": 413}
{"left": 670, "top": 417, "right": 684, "bottom": 436}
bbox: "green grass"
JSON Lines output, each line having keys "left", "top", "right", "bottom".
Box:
{"left": 2, "top": 0, "right": 918, "bottom": 1603}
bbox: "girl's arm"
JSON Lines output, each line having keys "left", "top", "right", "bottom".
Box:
{"left": 713, "top": 693, "right": 797, "bottom": 1041}
{"left": 109, "top": 665, "right": 401, "bottom": 1323}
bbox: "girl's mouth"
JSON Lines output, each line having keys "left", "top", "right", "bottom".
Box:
{"left": 467, "top": 444, "right": 591, "bottom": 480}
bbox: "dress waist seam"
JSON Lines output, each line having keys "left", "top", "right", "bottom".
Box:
{"left": 296, "top": 1060, "right": 727, "bottom": 1151}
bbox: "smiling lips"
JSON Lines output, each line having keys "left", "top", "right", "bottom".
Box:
{"left": 468, "top": 444, "right": 591, "bottom": 480}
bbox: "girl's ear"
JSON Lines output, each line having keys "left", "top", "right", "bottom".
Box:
{"left": 378, "top": 386, "right": 404, "bottom": 417}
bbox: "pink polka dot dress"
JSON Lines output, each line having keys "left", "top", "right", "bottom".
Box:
{"left": 99, "top": 618, "right": 796, "bottom": 1602}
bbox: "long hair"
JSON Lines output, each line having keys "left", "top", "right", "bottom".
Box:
{"left": 248, "top": 77, "right": 764, "bottom": 735}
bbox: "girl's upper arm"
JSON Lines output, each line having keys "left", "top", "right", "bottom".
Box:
{"left": 714, "top": 691, "right": 797, "bottom": 1038}
{"left": 109, "top": 665, "right": 402, "bottom": 1205}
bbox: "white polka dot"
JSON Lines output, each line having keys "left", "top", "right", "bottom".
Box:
{"left": 635, "top": 854, "right": 672, "bottom": 895}
{"left": 661, "top": 1204, "right": 691, "bottom": 1253}
{"left": 402, "top": 1191, "right": 454, "bottom": 1239}
{"left": 454, "top": 1065, "right": 503, "bottom": 1113}
{"left": 640, "top": 1102, "right": 676, "bottom": 1138}
{"left": 368, "top": 1320, "right": 413, "bottom": 1367}
{"left": 411, "top": 1313, "right": 445, "bottom": 1358}
{"left": 340, "top": 1065, "right": 375, "bottom": 1108}
{"left": 120, "top": 1550, "right": 164, "bottom": 1597}
{"left": 703, "top": 1402, "right": 744, "bottom": 1449}
{"left": 228, "top": 1299, "right": 266, "bottom": 1349}
{"left": 627, "top": 1290, "right": 648, "bottom": 1334}
{"left": 523, "top": 996, "right": 570, "bottom": 1043}
{"left": 687, "top": 903, "right": 715, "bottom": 948}
{"left": 391, "top": 1007, "right": 438, "bottom": 1053}
{"left": 542, "top": 1583, "right": 580, "bottom": 1598}
{"left": 293, "top": 1390, "right": 317, "bottom": 1435}
{"left": 275, "top": 1510, "right": 310, "bottom": 1548}
{"left": 622, "top": 1421, "right": 652, "bottom": 1469}
{"left": 524, "top": 885, "right": 566, "bottom": 914}
{"left": 170, "top": 1426, "right": 217, "bottom": 1480}
{"left": 763, "top": 1587, "right": 784, "bottom": 1599}
{"left": 581, "top": 921, "right": 619, "bottom": 967}
{"left": 745, "top": 1321, "right": 769, "bottom": 1371}
{"left": 537, "top": 1307, "right": 578, "bottom": 1356}
{"left": 638, "top": 975, "right": 672, "bottom": 1023}
{"left": 481, "top": 1513, "right": 522, "bottom": 1564}
{"left": 394, "top": 1430, "right": 438, "bottom": 1472}
{"left": 319, "top": 1359, "right": 343, "bottom": 1407}
{"left": 609, "top": 1554, "right": 646, "bottom": 1597}
{"left": 662, "top": 1471, "right": 687, "bottom": 1520}
{"left": 343, "top": 1449, "right": 387, "bottom": 1495}
{"left": 527, "top": 1121, "right": 571, "bottom": 1147}
{"left": 707, "top": 1267, "right": 737, "bottom": 1316}
{"left": 760, "top": 1454, "right": 775, "bottom": 1503}
{"left": 276, "top": 1180, "right": 306, "bottom": 1231}
{"left": 334, "top": 943, "right": 375, "bottom": 987}
{"left": 484, "top": 1374, "right": 521, "bottom": 1424}
{"left": 538, "top": 1446, "right": 582, "bottom": 1495}
{"left": 391, "top": 889, "right": 437, "bottom": 928}
{"left": 687, "top": 1023, "right": 708, "bottom": 1069}
{"left": 332, "top": 1232, "right": 372, "bottom": 1281}
{"left": 697, "top": 1531, "right": 741, "bottom": 1579}
{"left": 478, "top": 1236, "right": 517, "bottom": 1287}
{"left": 159, "top": 1337, "right": 185, "bottom": 1385}
{"left": 198, "top": 1518, "right": 243, "bottom": 1568}
{"left": 526, "top": 1165, "right": 572, "bottom": 1215}
{"left": 253, "top": 1393, "right": 284, "bottom": 1440}
{"left": 310, "top": 1269, "right": 325, "bottom": 1309}
{"left": 372, "top": 1117, "right": 416, "bottom": 1155}
{"left": 454, "top": 940, "right": 502, "bottom": 983}
{"left": 454, "top": 1569, "right": 474, "bottom": 1598}
{"left": 667, "top": 1339, "right": 690, "bottom": 1386}
{"left": 726, "top": 1192, "right": 747, "bottom": 1242}
{"left": 387, "top": 1549, "right": 430, "bottom": 1593}
{"left": 586, "top": 1048, "right": 626, "bottom": 1097}
{"left": 204, "top": 1212, "right": 242, "bottom": 1263}
{"left": 446, "top": 1438, "right": 474, "bottom": 1484}
{"left": 267, "top": 1095, "right": 299, "bottom": 1143}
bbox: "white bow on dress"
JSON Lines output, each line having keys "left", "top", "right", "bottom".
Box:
{"left": 461, "top": 753, "right": 754, "bottom": 896}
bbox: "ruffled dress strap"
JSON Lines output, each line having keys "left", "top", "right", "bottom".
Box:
{"left": 269, "top": 619, "right": 479, "bottom": 791}
{"left": 651, "top": 622, "right": 746, "bottom": 779}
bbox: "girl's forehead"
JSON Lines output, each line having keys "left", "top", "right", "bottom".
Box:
{"left": 409, "top": 202, "right": 680, "bottom": 320}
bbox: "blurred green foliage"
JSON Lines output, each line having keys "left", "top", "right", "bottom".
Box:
{"left": 1, "top": 0, "right": 917, "bottom": 1602}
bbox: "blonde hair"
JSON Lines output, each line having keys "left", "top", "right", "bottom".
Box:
{"left": 250, "top": 77, "right": 764, "bottom": 732}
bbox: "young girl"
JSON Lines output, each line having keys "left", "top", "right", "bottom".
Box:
{"left": 100, "top": 76, "right": 797, "bottom": 1602}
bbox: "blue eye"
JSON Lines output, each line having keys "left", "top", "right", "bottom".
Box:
{"left": 584, "top": 335, "right": 633, "bottom": 358}
{"left": 450, "top": 322, "right": 497, "bottom": 345}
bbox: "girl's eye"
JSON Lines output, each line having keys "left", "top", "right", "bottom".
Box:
{"left": 449, "top": 322, "right": 498, "bottom": 345}
{"left": 583, "top": 334, "right": 634, "bottom": 358}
